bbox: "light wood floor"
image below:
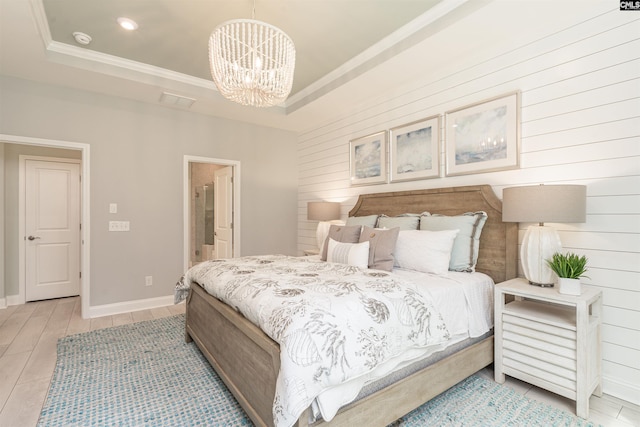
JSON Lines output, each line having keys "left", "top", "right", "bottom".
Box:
{"left": 1, "top": 296, "right": 638, "bottom": 426}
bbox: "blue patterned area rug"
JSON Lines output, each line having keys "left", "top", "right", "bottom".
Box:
{"left": 39, "top": 314, "right": 599, "bottom": 427}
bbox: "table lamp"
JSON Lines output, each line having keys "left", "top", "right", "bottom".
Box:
{"left": 307, "top": 201, "right": 342, "bottom": 250}
{"left": 502, "top": 184, "right": 586, "bottom": 286}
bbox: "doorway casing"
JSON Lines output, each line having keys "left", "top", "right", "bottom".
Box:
{"left": 1, "top": 133, "right": 90, "bottom": 318}
{"left": 183, "top": 155, "right": 240, "bottom": 271}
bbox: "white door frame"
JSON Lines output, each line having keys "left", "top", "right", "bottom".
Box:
{"left": 183, "top": 155, "right": 240, "bottom": 271}
{"left": 2, "top": 134, "right": 91, "bottom": 319}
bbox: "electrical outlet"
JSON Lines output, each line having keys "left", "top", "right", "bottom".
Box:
{"left": 109, "top": 221, "right": 130, "bottom": 232}
{"left": 145, "top": 276, "right": 153, "bottom": 287}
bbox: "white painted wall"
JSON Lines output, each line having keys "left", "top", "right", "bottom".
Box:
{"left": 0, "top": 76, "right": 299, "bottom": 308}
{"left": 297, "top": 3, "right": 639, "bottom": 405}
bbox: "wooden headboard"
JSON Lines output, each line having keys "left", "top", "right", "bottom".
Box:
{"left": 348, "top": 185, "right": 518, "bottom": 284}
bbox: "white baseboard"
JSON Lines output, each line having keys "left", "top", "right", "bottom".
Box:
{"left": 88, "top": 295, "right": 175, "bottom": 319}
{"left": 0, "top": 294, "right": 22, "bottom": 309}
{"left": 603, "top": 375, "right": 640, "bottom": 407}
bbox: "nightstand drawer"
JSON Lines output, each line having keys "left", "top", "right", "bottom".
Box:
{"left": 503, "top": 329, "right": 577, "bottom": 361}
{"left": 503, "top": 313, "right": 576, "bottom": 341}
{"left": 502, "top": 363, "right": 577, "bottom": 398}
{"left": 502, "top": 321, "right": 576, "bottom": 353}
{"left": 503, "top": 300, "right": 576, "bottom": 331}
{"left": 502, "top": 351, "right": 577, "bottom": 391}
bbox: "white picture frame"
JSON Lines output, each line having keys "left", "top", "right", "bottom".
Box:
{"left": 349, "top": 131, "right": 388, "bottom": 186}
{"left": 445, "top": 92, "right": 520, "bottom": 176}
{"left": 389, "top": 115, "right": 440, "bottom": 182}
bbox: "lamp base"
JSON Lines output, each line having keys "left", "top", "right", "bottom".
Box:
{"left": 316, "top": 220, "right": 345, "bottom": 251}
{"left": 521, "top": 225, "right": 562, "bottom": 287}
{"left": 528, "top": 281, "right": 554, "bottom": 288}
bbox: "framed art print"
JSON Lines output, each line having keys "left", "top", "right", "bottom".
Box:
{"left": 349, "top": 131, "right": 387, "bottom": 186}
{"left": 445, "top": 92, "right": 520, "bottom": 176}
{"left": 389, "top": 115, "right": 440, "bottom": 182}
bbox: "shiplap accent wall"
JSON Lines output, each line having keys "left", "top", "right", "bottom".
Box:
{"left": 296, "top": 5, "right": 639, "bottom": 405}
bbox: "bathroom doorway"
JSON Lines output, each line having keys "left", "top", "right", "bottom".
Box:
{"left": 190, "top": 162, "right": 217, "bottom": 265}
{"left": 184, "top": 156, "right": 240, "bottom": 270}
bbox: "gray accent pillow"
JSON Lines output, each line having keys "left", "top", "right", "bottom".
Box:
{"left": 377, "top": 214, "right": 420, "bottom": 230}
{"left": 321, "top": 225, "right": 362, "bottom": 261}
{"left": 419, "top": 211, "right": 488, "bottom": 272}
{"left": 345, "top": 215, "right": 379, "bottom": 228}
{"left": 359, "top": 226, "right": 400, "bottom": 271}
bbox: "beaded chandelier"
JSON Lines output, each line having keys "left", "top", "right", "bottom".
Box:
{"left": 209, "top": 18, "right": 296, "bottom": 107}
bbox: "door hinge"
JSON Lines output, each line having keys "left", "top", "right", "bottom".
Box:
{"left": 231, "top": 222, "right": 234, "bottom": 229}
{"left": 79, "top": 271, "right": 82, "bottom": 279}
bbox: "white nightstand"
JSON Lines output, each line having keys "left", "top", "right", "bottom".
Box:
{"left": 494, "top": 278, "right": 602, "bottom": 419}
{"left": 303, "top": 248, "right": 320, "bottom": 256}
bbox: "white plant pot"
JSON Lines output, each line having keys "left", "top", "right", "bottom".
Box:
{"left": 558, "top": 277, "right": 581, "bottom": 295}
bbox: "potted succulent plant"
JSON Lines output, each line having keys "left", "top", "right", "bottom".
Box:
{"left": 546, "top": 252, "right": 589, "bottom": 295}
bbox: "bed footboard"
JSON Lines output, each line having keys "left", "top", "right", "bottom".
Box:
{"left": 186, "top": 283, "right": 280, "bottom": 427}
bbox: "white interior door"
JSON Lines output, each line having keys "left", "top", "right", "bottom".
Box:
{"left": 25, "top": 159, "right": 81, "bottom": 301}
{"left": 214, "top": 166, "right": 233, "bottom": 259}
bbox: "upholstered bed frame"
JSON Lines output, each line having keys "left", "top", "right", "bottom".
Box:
{"left": 184, "top": 185, "right": 518, "bottom": 427}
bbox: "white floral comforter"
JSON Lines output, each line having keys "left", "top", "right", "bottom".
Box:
{"left": 175, "top": 255, "right": 450, "bottom": 427}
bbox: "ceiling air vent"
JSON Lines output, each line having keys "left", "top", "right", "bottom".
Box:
{"left": 159, "top": 92, "right": 196, "bottom": 109}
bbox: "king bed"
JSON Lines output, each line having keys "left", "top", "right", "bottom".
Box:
{"left": 177, "top": 185, "right": 517, "bottom": 427}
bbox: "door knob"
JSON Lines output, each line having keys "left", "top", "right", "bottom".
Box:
{"left": 28, "top": 235, "right": 41, "bottom": 240}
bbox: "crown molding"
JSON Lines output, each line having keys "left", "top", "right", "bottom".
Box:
{"left": 46, "top": 40, "right": 218, "bottom": 90}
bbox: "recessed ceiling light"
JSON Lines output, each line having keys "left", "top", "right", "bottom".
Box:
{"left": 117, "top": 17, "right": 138, "bottom": 31}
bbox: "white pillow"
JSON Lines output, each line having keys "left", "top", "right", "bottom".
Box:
{"left": 327, "top": 238, "right": 370, "bottom": 269}
{"left": 394, "top": 229, "right": 459, "bottom": 275}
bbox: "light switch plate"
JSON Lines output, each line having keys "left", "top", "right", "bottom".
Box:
{"left": 109, "top": 203, "right": 118, "bottom": 214}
